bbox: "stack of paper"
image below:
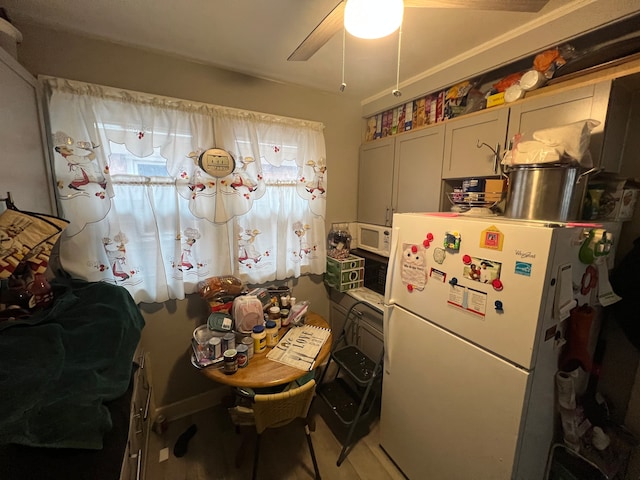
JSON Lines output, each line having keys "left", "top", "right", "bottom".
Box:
{"left": 267, "top": 324, "right": 331, "bottom": 371}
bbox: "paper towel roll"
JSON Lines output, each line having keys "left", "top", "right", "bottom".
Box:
{"left": 556, "top": 370, "right": 576, "bottom": 410}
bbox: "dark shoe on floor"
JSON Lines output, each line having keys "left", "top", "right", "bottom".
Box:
{"left": 173, "top": 424, "right": 197, "bottom": 458}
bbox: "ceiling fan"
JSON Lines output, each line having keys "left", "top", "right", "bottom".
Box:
{"left": 288, "top": 0, "right": 550, "bottom": 61}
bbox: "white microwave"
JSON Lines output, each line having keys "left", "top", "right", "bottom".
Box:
{"left": 353, "top": 222, "right": 391, "bottom": 257}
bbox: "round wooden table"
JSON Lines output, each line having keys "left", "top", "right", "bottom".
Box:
{"left": 199, "top": 311, "right": 332, "bottom": 389}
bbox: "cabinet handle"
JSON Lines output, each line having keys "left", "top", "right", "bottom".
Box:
{"left": 135, "top": 448, "right": 142, "bottom": 480}
{"left": 134, "top": 407, "right": 144, "bottom": 434}
{"left": 476, "top": 140, "right": 501, "bottom": 174}
{"left": 143, "top": 386, "right": 152, "bottom": 421}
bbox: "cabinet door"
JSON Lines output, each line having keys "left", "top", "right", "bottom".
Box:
{"left": 354, "top": 307, "right": 384, "bottom": 363}
{"left": 329, "top": 300, "right": 349, "bottom": 348}
{"left": 507, "top": 81, "right": 611, "bottom": 167}
{"left": 357, "top": 137, "right": 395, "bottom": 226}
{"left": 442, "top": 108, "right": 509, "bottom": 179}
{"left": 0, "top": 49, "right": 56, "bottom": 214}
{"left": 393, "top": 125, "right": 445, "bottom": 216}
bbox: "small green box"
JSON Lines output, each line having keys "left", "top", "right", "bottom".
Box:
{"left": 324, "top": 255, "right": 365, "bottom": 292}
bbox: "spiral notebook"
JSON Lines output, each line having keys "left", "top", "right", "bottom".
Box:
{"left": 267, "top": 324, "right": 331, "bottom": 371}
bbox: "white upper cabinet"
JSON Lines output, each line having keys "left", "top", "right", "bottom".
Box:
{"left": 442, "top": 108, "right": 509, "bottom": 179}
{"left": 0, "top": 48, "right": 56, "bottom": 214}
{"left": 506, "top": 81, "right": 613, "bottom": 170}
{"left": 393, "top": 125, "right": 445, "bottom": 218}
{"left": 358, "top": 126, "right": 445, "bottom": 226}
{"left": 357, "top": 136, "right": 395, "bottom": 226}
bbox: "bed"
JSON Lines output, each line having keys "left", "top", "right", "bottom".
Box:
{"left": 0, "top": 275, "right": 145, "bottom": 480}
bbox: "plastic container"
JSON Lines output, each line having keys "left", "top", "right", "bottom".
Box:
{"left": 252, "top": 325, "right": 266, "bottom": 354}
{"left": 265, "top": 320, "right": 278, "bottom": 348}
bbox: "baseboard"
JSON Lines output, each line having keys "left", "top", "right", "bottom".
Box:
{"left": 154, "top": 387, "right": 232, "bottom": 422}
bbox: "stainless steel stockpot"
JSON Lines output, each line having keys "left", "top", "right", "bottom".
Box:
{"left": 504, "top": 163, "right": 598, "bottom": 222}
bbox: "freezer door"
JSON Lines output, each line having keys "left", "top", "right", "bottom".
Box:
{"left": 380, "top": 306, "right": 532, "bottom": 480}
{"left": 386, "top": 213, "right": 561, "bottom": 369}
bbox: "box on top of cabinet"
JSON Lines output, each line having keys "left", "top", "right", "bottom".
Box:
{"left": 590, "top": 176, "right": 640, "bottom": 221}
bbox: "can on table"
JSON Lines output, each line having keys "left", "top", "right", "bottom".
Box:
{"left": 236, "top": 344, "right": 249, "bottom": 368}
{"left": 208, "top": 337, "right": 222, "bottom": 360}
{"left": 241, "top": 336, "right": 254, "bottom": 359}
{"left": 223, "top": 349, "right": 238, "bottom": 375}
{"left": 222, "top": 332, "right": 236, "bottom": 352}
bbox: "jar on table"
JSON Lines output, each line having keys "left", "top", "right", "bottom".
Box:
{"left": 265, "top": 320, "right": 278, "bottom": 348}
{"left": 268, "top": 306, "right": 281, "bottom": 330}
{"left": 223, "top": 349, "right": 238, "bottom": 375}
{"left": 252, "top": 325, "right": 266, "bottom": 354}
{"left": 280, "top": 308, "right": 290, "bottom": 327}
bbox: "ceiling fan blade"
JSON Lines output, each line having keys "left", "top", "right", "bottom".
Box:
{"left": 288, "top": 1, "right": 345, "bottom": 61}
{"left": 403, "top": 0, "right": 549, "bottom": 12}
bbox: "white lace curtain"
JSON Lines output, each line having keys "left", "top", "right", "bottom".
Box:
{"left": 43, "top": 77, "right": 327, "bottom": 303}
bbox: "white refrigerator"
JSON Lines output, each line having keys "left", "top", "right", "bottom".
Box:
{"left": 380, "top": 213, "right": 619, "bottom": 480}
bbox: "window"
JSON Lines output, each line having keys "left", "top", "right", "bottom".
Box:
{"left": 45, "top": 77, "right": 327, "bottom": 303}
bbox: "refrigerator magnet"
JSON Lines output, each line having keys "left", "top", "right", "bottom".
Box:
{"left": 480, "top": 226, "right": 504, "bottom": 251}
{"left": 401, "top": 243, "right": 427, "bottom": 291}
{"left": 444, "top": 231, "right": 461, "bottom": 251}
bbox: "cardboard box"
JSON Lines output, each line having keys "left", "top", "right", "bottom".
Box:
{"left": 486, "top": 92, "right": 505, "bottom": 108}
{"left": 484, "top": 179, "right": 508, "bottom": 203}
{"left": 593, "top": 177, "right": 640, "bottom": 221}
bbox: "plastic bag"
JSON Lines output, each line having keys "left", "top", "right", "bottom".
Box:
{"left": 288, "top": 300, "right": 310, "bottom": 326}
{"left": 502, "top": 139, "right": 564, "bottom": 166}
{"left": 232, "top": 295, "right": 264, "bottom": 333}
{"left": 197, "top": 275, "right": 244, "bottom": 300}
{"left": 533, "top": 119, "right": 600, "bottom": 164}
{"left": 503, "top": 119, "right": 600, "bottom": 167}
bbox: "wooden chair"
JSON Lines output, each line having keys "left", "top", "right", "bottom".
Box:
{"left": 229, "top": 379, "right": 321, "bottom": 480}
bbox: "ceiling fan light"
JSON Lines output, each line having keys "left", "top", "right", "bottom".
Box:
{"left": 344, "top": 0, "right": 404, "bottom": 40}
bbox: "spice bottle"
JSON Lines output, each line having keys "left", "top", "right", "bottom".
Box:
{"left": 252, "top": 324, "right": 267, "bottom": 354}
{"left": 265, "top": 320, "right": 278, "bottom": 348}
{"left": 268, "top": 306, "right": 281, "bottom": 330}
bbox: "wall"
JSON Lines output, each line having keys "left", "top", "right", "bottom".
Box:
{"left": 14, "top": 22, "right": 362, "bottom": 408}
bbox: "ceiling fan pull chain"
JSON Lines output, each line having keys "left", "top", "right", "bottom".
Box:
{"left": 393, "top": 26, "right": 402, "bottom": 97}
{"left": 340, "top": 28, "right": 347, "bottom": 92}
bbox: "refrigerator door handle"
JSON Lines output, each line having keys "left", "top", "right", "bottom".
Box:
{"left": 383, "top": 306, "right": 392, "bottom": 373}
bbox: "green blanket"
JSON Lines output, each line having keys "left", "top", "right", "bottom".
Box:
{"left": 0, "top": 277, "right": 145, "bottom": 449}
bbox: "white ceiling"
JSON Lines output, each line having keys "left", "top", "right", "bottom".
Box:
{"left": 3, "top": 0, "right": 640, "bottom": 111}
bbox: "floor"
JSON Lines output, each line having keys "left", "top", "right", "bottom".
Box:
{"left": 144, "top": 395, "right": 406, "bottom": 480}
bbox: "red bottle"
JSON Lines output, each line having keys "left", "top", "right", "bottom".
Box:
{"left": 29, "top": 273, "right": 53, "bottom": 310}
